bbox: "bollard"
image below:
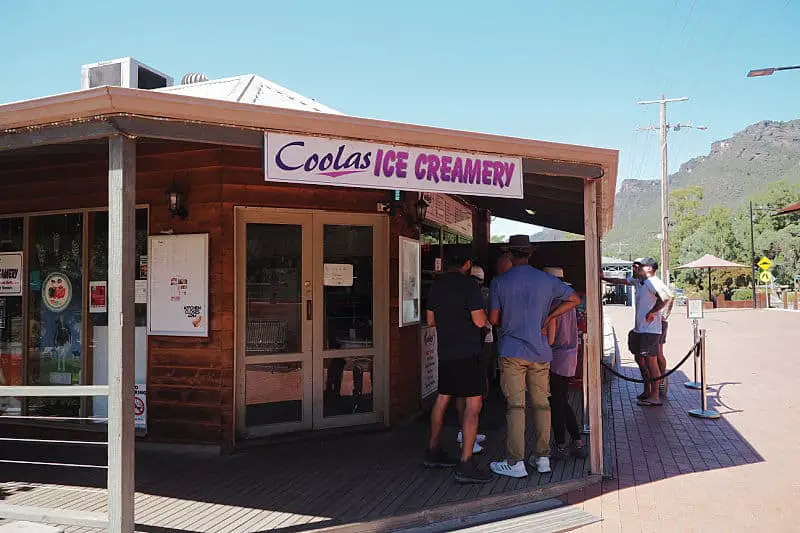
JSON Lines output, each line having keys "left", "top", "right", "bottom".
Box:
{"left": 688, "top": 329, "right": 720, "bottom": 420}
{"left": 684, "top": 319, "right": 702, "bottom": 390}
{"left": 581, "top": 333, "right": 590, "bottom": 435}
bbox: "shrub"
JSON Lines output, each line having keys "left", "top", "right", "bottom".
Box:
{"left": 732, "top": 288, "right": 753, "bottom": 301}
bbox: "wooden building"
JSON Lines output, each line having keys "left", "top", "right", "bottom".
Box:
{"left": 0, "top": 61, "right": 618, "bottom": 529}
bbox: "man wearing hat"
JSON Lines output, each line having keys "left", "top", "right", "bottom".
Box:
{"left": 488, "top": 235, "right": 581, "bottom": 477}
{"left": 423, "top": 245, "right": 493, "bottom": 484}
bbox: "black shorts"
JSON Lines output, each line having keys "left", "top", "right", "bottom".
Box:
{"left": 438, "top": 355, "right": 486, "bottom": 398}
{"left": 629, "top": 332, "right": 660, "bottom": 358}
{"left": 660, "top": 321, "right": 668, "bottom": 345}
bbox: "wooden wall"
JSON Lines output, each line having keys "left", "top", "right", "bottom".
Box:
{"left": 0, "top": 140, "right": 426, "bottom": 448}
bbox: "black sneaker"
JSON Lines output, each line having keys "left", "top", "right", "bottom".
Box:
{"left": 550, "top": 445, "right": 569, "bottom": 461}
{"left": 571, "top": 441, "right": 589, "bottom": 459}
{"left": 454, "top": 457, "right": 494, "bottom": 484}
{"left": 423, "top": 448, "right": 459, "bottom": 468}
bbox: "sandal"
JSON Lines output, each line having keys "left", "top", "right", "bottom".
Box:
{"left": 637, "top": 392, "right": 648, "bottom": 400}
{"left": 637, "top": 399, "right": 663, "bottom": 407}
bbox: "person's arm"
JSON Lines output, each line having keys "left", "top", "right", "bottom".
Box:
{"left": 426, "top": 309, "right": 436, "bottom": 327}
{"left": 600, "top": 272, "right": 632, "bottom": 285}
{"left": 543, "top": 293, "right": 581, "bottom": 332}
{"left": 488, "top": 279, "right": 502, "bottom": 327}
{"left": 471, "top": 309, "right": 488, "bottom": 328}
{"left": 547, "top": 317, "right": 557, "bottom": 345}
{"left": 467, "top": 281, "right": 488, "bottom": 328}
{"left": 645, "top": 280, "right": 673, "bottom": 322}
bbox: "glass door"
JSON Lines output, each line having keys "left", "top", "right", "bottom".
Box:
{"left": 237, "top": 210, "right": 313, "bottom": 438}
{"left": 312, "top": 213, "right": 387, "bottom": 430}
{"left": 236, "top": 209, "right": 387, "bottom": 438}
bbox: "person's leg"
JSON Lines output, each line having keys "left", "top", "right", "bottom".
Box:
{"left": 499, "top": 357, "right": 527, "bottom": 464}
{"left": 548, "top": 373, "right": 568, "bottom": 447}
{"left": 643, "top": 356, "right": 662, "bottom": 403}
{"left": 526, "top": 362, "right": 552, "bottom": 460}
{"left": 459, "top": 395, "right": 483, "bottom": 463}
{"left": 428, "top": 393, "right": 451, "bottom": 450}
{"left": 455, "top": 397, "right": 465, "bottom": 426}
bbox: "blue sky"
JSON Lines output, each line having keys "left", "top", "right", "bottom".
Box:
{"left": 2, "top": 1, "right": 798, "bottom": 237}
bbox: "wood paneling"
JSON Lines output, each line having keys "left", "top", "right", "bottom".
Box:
{"left": 0, "top": 141, "right": 462, "bottom": 448}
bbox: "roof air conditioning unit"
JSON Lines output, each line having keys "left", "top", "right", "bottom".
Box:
{"left": 81, "top": 57, "right": 173, "bottom": 90}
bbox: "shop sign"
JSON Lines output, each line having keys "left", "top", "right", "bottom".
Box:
{"left": 0, "top": 253, "right": 23, "bottom": 296}
{"left": 42, "top": 272, "right": 72, "bottom": 313}
{"left": 421, "top": 325, "right": 438, "bottom": 399}
{"left": 134, "top": 383, "right": 147, "bottom": 431}
{"left": 265, "top": 133, "right": 524, "bottom": 199}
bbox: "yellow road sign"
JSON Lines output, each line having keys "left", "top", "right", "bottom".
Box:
{"left": 759, "top": 270, "right": 773, "bottom": 283}
{"left": 757, "top": 257, "right": 773, "bottom": 271}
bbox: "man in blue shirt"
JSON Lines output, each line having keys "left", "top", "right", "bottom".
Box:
{"left": 488, "top": 235, "right": 581, "bottom": 478}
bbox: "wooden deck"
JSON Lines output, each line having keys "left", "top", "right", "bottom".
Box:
{"left": 0, "top": 389, "right": 591, "bottom": 532}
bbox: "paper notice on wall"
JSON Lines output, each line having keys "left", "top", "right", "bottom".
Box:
{"left": 0, "top": 253, "right": 23, "bottom": 296}
{"left": 89, "top": 281, "right": 107, "bottom": 313}
{"left": 134, "top": 383, "right": 147, "bottom": 431}
{"left": 323, "top": 264, "right": 354, "bottom": 287}
{"left": 135, "top": 280, "right": 148, "bottom": 304}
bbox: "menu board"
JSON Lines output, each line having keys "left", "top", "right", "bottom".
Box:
{"left": 420, "top": 325, "right": 438, "bottom": 399}
{"left": 147, "top": 234, "right": 209, "bottom": 337}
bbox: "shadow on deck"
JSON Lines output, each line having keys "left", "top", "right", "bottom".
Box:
{"left": 0, "top": 388, "right": 592, "bottom": 533}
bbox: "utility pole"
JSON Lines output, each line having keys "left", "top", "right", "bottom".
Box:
{"left": 638, "top": 95, "right": 706, "bottom": 285}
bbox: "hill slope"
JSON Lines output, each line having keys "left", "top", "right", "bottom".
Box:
{"left": 605, "top": 119, "right": 800, "bottom": 256}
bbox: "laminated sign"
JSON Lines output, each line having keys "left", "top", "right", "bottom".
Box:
{"left": 0, "top": 253, "right": 23, "bottom": 296}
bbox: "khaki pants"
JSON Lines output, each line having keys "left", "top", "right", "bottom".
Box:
{"left": 499, "top": 357, "right": 551, "bottom": 463}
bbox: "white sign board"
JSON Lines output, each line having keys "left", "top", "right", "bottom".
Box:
{"left": 421, "top": 325, "right": 438, "bottom": 399}
{"left": 399, "top": 237, "right": 421, "bottom": 326}
{"left": 0, "top": 253, "right": 22, "bottom": 296}
{"left": 323, "top": 263, "right": 354, "bottom": 286}
{"left": 147, "top": 234, "right": 209, "bottom": 337}
{"left": 89, "top": 281, "right": 107, "bottom": 313}
{"left": 265, "top": 132, "right": 524, "bottom": 199}
{"left": 135, "top": 279, "right": 148, "bottom": 304}
{"left": 687, "top": 298, "right": 704, "bottom": 320}
{"left": 134, "top": 383, "right": 147, "bottom": 431}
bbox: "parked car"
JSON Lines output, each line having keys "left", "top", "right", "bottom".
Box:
{"left": 672, "top": 287, "right": 687, "bottom": 306}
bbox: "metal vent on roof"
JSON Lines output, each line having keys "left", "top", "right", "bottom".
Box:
{"left": 181, "top": 73, "right": 209, "bottom": 85}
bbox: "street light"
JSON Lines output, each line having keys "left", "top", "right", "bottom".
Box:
{"left": 747, "top": 65, "right": 800, "bottom": 77}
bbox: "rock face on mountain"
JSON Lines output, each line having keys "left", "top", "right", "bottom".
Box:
{"left": 605, "top": 119, "right": 800, "bottom": 255}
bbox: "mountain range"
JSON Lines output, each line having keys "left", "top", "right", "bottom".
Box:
{"left": 603, "top": 119, "right": 800, "bottom": 258}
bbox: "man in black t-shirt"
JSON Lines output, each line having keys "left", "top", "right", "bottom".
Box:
{"left": 423, "top": 246, "right": 493, "bottom": 484}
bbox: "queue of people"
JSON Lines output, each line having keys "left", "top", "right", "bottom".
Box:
{"left": 423, "top": 235, "right": 584, "bottom": 484}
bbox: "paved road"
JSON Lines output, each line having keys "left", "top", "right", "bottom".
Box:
{"left": 573, "top": 306, "right": 800, "bottom": 532}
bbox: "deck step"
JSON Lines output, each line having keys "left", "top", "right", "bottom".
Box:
{"left": 395, "top": 498, "right": 599, "bottom": 533}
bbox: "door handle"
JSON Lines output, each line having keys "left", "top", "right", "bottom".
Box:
{"left": 306, "top": 300, "right": 312, "bottom": 320}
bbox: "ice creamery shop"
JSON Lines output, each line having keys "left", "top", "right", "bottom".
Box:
{"left": 0, "top": 57, "right": 617, "bottom": 487}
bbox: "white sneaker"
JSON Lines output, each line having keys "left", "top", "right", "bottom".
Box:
{"left": 528, "top": 456, "right": 552, "bottom": 474}
{"left": 457, "top": 430, "right": 486, "bottom": 444}
{"left": 490, "top": 459, "right": 528, "bottom": 478}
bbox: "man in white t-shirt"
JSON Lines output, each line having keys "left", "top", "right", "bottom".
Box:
{"left": 630, "top": 257, "right": 673, "bottom": 405}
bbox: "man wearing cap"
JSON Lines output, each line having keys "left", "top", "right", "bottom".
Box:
{"left": 423, "top": 245, "right": 493, "bottom": 484}
{"left": 488, "top": 235, "right": 581, "bottom": 477}
{"left": 605, "top": 258, "right": 673, "bottom": 405}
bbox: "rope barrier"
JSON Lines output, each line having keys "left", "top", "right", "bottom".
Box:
{"left": 600, "top": 340, "right": 700, "bottom": 384}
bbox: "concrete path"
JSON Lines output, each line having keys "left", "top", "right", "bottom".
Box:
{"left": 569, "top": 306, "right": 800, "bottom": 532}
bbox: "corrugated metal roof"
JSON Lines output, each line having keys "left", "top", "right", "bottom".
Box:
{"left": 155, "top": 74, "right": 342, "bottom": 115}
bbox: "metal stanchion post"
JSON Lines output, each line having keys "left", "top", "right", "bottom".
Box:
{"left": 684, "top": 319, "right": 701, "bottom": 389}
{"left": 580, "top": 333, "right": 590, "bottom": 435}
{"left": 689, "top": 329, "right": 720, "bottom": 419}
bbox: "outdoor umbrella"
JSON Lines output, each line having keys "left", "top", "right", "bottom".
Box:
{"left": 676, "top": 254, "right": 748, "bottom": 302}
